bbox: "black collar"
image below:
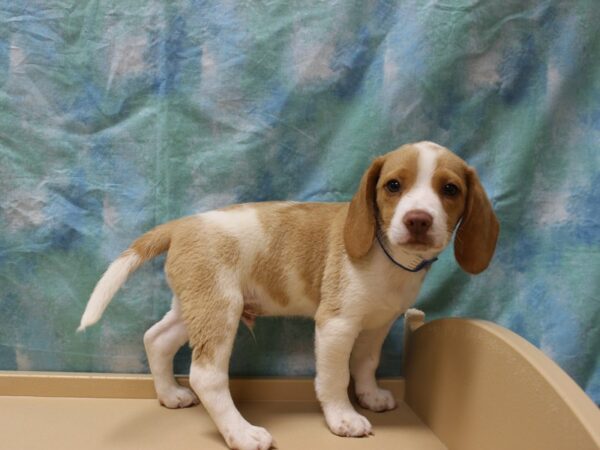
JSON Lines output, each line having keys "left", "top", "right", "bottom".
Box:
{"left": 375, "top": 228, "right": 438, "bottom": 273}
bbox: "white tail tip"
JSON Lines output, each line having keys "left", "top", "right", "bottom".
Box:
{"left": 77, "top": 253, "right": 141, "bottom": 332}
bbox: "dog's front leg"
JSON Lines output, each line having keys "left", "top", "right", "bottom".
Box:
{"left": 350, "top": 319, "right": 397, "bottom": 412}
{"left": 315, "top": 317, "right": 372, "bottom": 437}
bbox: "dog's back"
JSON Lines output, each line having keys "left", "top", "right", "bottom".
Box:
{"left": 166, "top": 202, "right": 347, "bottom": 319}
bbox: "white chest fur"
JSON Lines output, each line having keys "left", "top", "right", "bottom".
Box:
{"left": 343, "top": 243, "right": 428, "bottom": 330}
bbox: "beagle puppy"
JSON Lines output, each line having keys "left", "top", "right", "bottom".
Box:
{"left": 79, "top": 141, "right": 499, "bottom": 450}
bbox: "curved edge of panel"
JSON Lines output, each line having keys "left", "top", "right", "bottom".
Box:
{"left": 404, "top": 318, "right": 600, "bottom": 450}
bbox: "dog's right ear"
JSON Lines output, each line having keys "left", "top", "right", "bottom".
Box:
{"left": 344, "top": 156, "right": 385, "bottom": 259}
{"left": 454, "top": 166, "right": 500, "bottom": 274}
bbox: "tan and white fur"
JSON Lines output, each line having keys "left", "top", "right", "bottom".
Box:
{"left": 79, "top": 142, "right": 499, "bottom": 450}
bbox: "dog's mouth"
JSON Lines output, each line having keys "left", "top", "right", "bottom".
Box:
{"left": 406, "top": 234, "right": 433, "bottom": 245}
{"left": 396, "top": 233, "right": 437, "bottom": 249}
{"left": 392, "top": 233, "right": 447, "bottom": 255}
{"left": 402, "top": 241, "right": 436, "bottom": 251}
{"left": 383, "top": 224, "right": 447, "bottom": 256}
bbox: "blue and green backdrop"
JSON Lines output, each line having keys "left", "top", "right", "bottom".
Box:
{"left": 0, "top": 0, "right": 598, "bottom": 403}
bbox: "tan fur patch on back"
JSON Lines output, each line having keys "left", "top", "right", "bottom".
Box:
{"left": 253, "top": 202, "right": 344, "bottom": 307}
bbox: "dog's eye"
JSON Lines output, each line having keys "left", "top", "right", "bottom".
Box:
{"left": 442, "top": 183, "right": 459, "bottom": 197}
{"left": 386, "top": 179, "right": 401, "bottom": 193}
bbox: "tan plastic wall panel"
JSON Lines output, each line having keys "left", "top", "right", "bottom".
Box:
{"left": 0, "top": 371, "right": 405, "bottom": 403}
{"left": 404, "top": 318, "right": 600, "bottom": 450}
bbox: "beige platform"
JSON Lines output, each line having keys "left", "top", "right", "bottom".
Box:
{"left": 1, "top": 314, "right": 599, "bottom": 450}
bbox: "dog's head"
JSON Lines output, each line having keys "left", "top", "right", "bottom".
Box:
{"left": 344, "top": 141, "right": 499, "bottom": 274}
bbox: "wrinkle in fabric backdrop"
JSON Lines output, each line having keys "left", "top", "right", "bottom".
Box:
{"left": 0, "top": 1, "right": 599, "bottom": 402}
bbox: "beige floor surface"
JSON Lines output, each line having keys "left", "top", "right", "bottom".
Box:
{"left": 0, "top": 396, "right": 446, "bottom": 450}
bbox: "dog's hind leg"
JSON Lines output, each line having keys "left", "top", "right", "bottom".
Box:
{"left": 184, "top": 288, "right": 274, "bottom": 450}
{"left": 143, "top": 297, "right": 198, "bottom": 408}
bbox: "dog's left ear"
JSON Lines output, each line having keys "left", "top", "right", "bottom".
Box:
{"left": 454, "top": 166, "right": 500, "bottom": 274}
{"left": 344, "top": 156, "right": 385, "bottom": 259}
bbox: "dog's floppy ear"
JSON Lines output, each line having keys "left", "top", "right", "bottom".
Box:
{"left": 454, "top": 166, "right": 500, "bottom": 274}
{"left": 344, "top": 156, "right": 385, "bottom": 259}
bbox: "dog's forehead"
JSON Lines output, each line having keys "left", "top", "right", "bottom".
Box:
{"left": 432, "top": 145, "right": 469, "bottom": 177}
{"left": 379, "top": 145, "right": 419, "bottom": 176}
{"left": 381, "top": 142, "right": 467, "bottom": 178}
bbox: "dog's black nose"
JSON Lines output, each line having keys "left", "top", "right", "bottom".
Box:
{"left": 403, "top": 210, "right": 433, "bottom": 235}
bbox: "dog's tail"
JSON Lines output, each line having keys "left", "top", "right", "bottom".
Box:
{"left": 77, "top": 220, "right": 176, "bottom": 332}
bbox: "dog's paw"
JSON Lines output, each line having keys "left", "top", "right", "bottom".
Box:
{"left": 357, "top": 388, "right": 397, "bottom": 412}
{"left": 224, "top": 422, "right": 274, "bottom": 450}
{"left": 325, "top": 408, "right": 372, "bottom": 437}
{"left": 158, "top": 386, "right": 199, "bottom": 409}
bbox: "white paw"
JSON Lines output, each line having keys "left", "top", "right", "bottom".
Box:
{"left": 325, "top": 407, "right": 372, "bottom": 437}
{"left": 357, "top": 388, "right": 397, "bottom": 412}
{"left": 158, "top": 386, "right": 199, "bottom": 409}
{"left": 224, "top": 422, "right": 274, "bottom": 450}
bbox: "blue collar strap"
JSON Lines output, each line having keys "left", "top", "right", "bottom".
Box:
{"left": 375, "top": 230, "right": 438, "bottom": 273}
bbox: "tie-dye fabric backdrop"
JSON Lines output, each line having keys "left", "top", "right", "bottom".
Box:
{"left": 1, "top": 1, "right": 599, "bottom": 402}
